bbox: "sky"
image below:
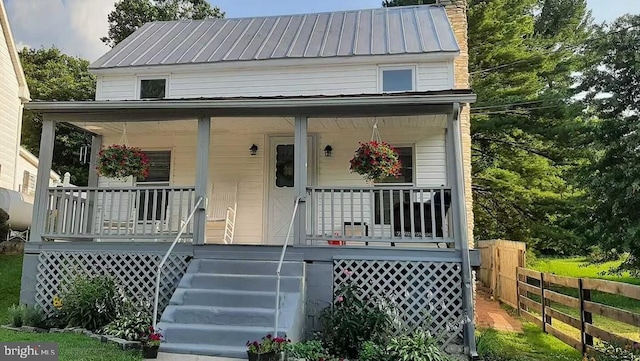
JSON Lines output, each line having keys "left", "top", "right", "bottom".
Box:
{"left": 4, "top": 0, "right": 640, "bottom": 62}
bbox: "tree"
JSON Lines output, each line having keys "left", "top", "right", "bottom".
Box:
{"left": 20, "top": 47, "right": 96, "bottom": 186}
{"left": 383, "top": 0, "right": 592, "bottom": 253}
{"left": 578, "top": 15, "right": 640, "bottom": 274}
{"left": 102, "top": 0, "right": 224, "bottom": 47}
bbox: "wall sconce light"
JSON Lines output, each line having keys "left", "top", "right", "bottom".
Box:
{"left": 324, "top": 145, "right": 333, "bottom": 157}
{"left": 249, "top": 144, "right": 258, "bottom": 156}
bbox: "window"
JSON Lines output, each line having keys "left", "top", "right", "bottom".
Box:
{"left": 136, "top": 151, "right": 171, "bottom": 221}
{"left": 275, "top": 144, "right": 295, "bottom": 188}
{"left": 381, "top": 67, "right": 415, "bottom": 92}
{"left": 374, "top": 147, "right": 414, "bottom": 224}
{"left": 22, "top": 171, "right": 36, "bottom": 195}
{"left": 139, "top": 78, "right": 167, "bottom": 99}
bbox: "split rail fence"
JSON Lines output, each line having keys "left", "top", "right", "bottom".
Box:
{"left": 516, "top": 267, "right": 640, "bottom": 354}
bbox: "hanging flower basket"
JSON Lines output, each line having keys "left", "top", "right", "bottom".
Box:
{"left": 96, "top": 144, "right": 150, "bottom": 179}
{"left": 349, "top": 140, "right": 402, "bottom": 182}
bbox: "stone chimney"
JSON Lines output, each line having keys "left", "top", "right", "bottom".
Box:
{"left": 441, "top": 0, "right": 474, "bottom": 245}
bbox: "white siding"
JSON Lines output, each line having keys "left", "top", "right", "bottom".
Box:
{"left": 96, "top": 61, "right": 453, "bottom": 100}
{"left": 96, "top": 121, "right": 446, "bottom": 244}
{"left": 0, "top": 23, "right": 20, "bottom": 190}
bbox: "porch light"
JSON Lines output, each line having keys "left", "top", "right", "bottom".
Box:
{"left": 249, "top": 144, "right": 258, "bottom": 156}
{"left": 324, "top": 145, "right": 333, "bottom": 157}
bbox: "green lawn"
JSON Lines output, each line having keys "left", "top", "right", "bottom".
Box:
{"left": 0, "top": 254, "right": 142, "bottom": 361}
{"left": 528, "top": 257, "right": 640, "bottom": 343}
{"left": 477, "top": 323, "right": 583, "bottom": 361}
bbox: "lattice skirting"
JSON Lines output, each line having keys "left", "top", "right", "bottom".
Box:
{"left": 35, "top": 250, "right": 190, "bottom": 315}
{"left": 333, "top": 259, "right": 465, "bottom": 345}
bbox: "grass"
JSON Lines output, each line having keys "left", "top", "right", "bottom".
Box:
{"left": 528, "top": 257, "right": 640, "bottom": 343}
{"left": 0, "top": 254, "right": 142, "bottom": 361}
{"left": 477, "top": 323, "right": 583, "bottom": 361}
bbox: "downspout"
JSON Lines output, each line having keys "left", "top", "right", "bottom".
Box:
{"left": 451, "top": 103, "right": 478, "bottom": 359}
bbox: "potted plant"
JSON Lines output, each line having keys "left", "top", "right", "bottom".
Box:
{"left": 96, "top": 144, "right": 150, "bottom": 180}
{"left": 140, "top": 326, "right": 163, "bottom": 359}
{"left": 246, "top": 334, "right": 290, "bottom": 361}
{"left": 349, "top": 141, "right": 401, "bottom": 182}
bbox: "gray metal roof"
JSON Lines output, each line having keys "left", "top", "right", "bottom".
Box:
{"left": 90, "top": 5, "right": 459, "bottom": 69}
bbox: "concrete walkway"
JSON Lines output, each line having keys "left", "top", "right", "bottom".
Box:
{"left": 475, "top": 286, "right": 522, "bottom": 332}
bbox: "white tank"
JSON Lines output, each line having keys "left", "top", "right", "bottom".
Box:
{"left": 0, "top": 188, "right": 33, "bottom": 231}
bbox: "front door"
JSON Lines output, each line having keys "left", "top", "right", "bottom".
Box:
{"left": 266, "top": 136, "right": 314, "bottom": 245}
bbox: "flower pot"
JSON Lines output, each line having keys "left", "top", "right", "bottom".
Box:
{"left": 247, "top": 351, "right": 282, "bottom": 361}
{"left": 142, "top": 345, "right": 159, "bottom": 359}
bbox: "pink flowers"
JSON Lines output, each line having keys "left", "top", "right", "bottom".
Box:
{"left": 336, "top": 296, "right": 344, "bottom": 303}
{"left": 96, "top": 144, "right": 150, "bottom": 179}
{"left": 350, "top": 141, "right": 401, "bottom": 181}
{"left": 246, "top": 334, "right": 291, "bottom": 354}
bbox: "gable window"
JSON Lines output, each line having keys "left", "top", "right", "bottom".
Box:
{"left": 139, "top": 78, "right": 167, "bottom": 99}
{"left": 380, "top": 67, "right": 415, "bottom": 92}
{"left": 374, "top": 146, "right": 414, "bottom": 224}
{"left": 136, "top": 150, "right": 171, "bottom": 221}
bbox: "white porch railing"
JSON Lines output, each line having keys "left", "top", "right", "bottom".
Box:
{"left": 306, "top": 186, "right": 454, "bottom": 246}
{"left": 44, "top": 186, "right": 197, "bottom": 240}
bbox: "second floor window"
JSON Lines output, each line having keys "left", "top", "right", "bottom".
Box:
{"left": 139, "top": 78, "right": 167, "bottom": 99}
{"left": 380, "top": 67, "right": 415, "bottom": 92}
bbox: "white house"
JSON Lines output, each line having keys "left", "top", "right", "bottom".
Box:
{"left": 0, "top": 0, "right": 30, "bottom": 191}
{"left": 22, "top": 2, "right": 479, "bottom": 359}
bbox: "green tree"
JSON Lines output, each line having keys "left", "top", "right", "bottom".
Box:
{"left": 384, "top": 0, "right": 592, "bottom": 253}
{"left": 20, "top": 47, "right": 96, "bottom": 186}
{"left": 102, "top": 0, "right": 224, "bottom": 47}
{"left": 578, "top": 15, "right": 640, "bottom": 274}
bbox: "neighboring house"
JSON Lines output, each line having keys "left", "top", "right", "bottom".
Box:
{"left": 17, "top": 147, "right": 61, "bottom": 202}
{"left": 0, "top": 0, "right": 30, "bottom": 191}
{"left": 22, "top": 2, "right": 479, "bottom": 359}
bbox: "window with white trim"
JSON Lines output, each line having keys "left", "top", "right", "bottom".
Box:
{"left": 139, "top": 78, "right": 167, "bottom": 99}
{"left": 136, "top": 150, "right": 171, "bottom": 221}
{"left": 374, "top": 146, "right": 414, "bottom": 224}
{"left": 380, "top": 67, "right": 415, "bottom": 92}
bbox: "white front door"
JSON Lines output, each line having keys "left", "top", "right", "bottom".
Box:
{"left": 266, "top": 136, "right": 314, "bottom": 245}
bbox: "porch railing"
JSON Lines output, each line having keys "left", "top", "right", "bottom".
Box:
{"left": 43, "top": 186, "right": 197, "bottom": 240}
{"left": 306, "top": 186, "right": 454, "bottom": 246}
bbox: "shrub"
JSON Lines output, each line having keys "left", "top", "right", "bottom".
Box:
{"left": 286, "top": 340, "right": 327, "bottom": 360}
{"left": 60, "top": 274, "right": 120, "bottom": 331}
{"left": 385, "top": 330, "right": 451, "bottom": 361}
{"left": 0, "top": 208, "right": 9, "bottom": 242}
{"left": 22, "top": 305, "right": 47, "bottom": 328}
{"left": 6, "top": 304, "right": 24, "bottom": 327}
{"left": 359, "top": 340, "right": 386, "bottom": 361}
{"left": 319, "top": 277, "right": 394, "bottom": 359}
{"left": 588, "top": 342, "right": 640, "bottom": 361}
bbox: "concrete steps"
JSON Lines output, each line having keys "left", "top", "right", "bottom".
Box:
{"left": 158, "top": 258, "right": 306, "bottom": 359}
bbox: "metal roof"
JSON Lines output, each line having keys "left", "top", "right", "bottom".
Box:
{"left": 90, "top": 5, "right": 459, "bottom": 69}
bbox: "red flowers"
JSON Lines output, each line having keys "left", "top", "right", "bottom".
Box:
{"left": 141, "top": 326, "right": 163, "bottom": 347}
{"left": 246, "top": 334, "right": 291, "bottom": 354}
{"left": 97, "top": 144, "right": 150, "bottom": 179}
{"left": 350, "top": 141, "right": 401, "bottom": 182}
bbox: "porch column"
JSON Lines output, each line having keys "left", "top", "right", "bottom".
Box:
{"left": 29, "top": 117, "right": 56, "bottom": 243}
{"left": 294, "top": 116, "right": 308, "bottom": 245}
{"left": 85, "top": 135, "right": 102, "bottom": 234}
{"left": 447, "top": 103, "right": 478, "bottom": 356}
{"left": 194, "top": 116, "right": 211, "bottom": 245}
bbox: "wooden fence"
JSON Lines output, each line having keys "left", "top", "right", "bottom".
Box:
{"left": 517, "top": 267, "right": 640, "bottom": 354}
{"left": 478, "top": 240, "right": 526, "bottom": 308}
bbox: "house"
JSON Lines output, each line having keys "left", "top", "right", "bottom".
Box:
{"left": 0, "top": 0, "right": 30, "bottom": 191}
{"left": 0, "top": 0, "right": 59, "bottom": 239}
{"left": 21, "top": 1, "right": 480, "bottom": 359}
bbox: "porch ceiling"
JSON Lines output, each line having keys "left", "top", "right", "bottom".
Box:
{"left": 26, "top": 90, "right": 475, "bottom": 126}
{"left": 69, "top": 115, "right": 448, "bottom": 136}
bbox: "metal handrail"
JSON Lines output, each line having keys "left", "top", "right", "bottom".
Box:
{"left": 274, "top": 196, "right": 301, "bottom": 337}
{"left": 152, "top": 196, "right": 204, "bottom": 328}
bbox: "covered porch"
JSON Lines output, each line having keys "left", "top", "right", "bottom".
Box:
{"left": 24, "top": 91, "right": 479, "bottom": 357}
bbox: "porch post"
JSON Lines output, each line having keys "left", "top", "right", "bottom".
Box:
{"left": 85, "top": 135, "right": 102, "bottom": 234}
{"left": 448, "top": 103, "right": 478, "bottom": 357}
{"left": 194, "top": 116, "right": 211, "bottom": 245}
{"left": 29, "top": 117, "right": 56, "bottom": 243}
{"left": 294, "top": 116, "right": 308, "bottom": 245}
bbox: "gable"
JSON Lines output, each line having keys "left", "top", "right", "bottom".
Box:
{"left": 90, "top": 5, "right": 459, "bottom": 70}
{"left": 0, "top": 0, "right": 29, "bottom": 101}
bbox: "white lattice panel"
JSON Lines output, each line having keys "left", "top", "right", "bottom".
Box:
{"left": 35, "top": 251, "right": 190, "bottom": 315}
{"left": 333, "top": 260, "right": 465, "bottom": 345}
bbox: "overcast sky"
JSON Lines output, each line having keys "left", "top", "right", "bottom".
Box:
{"left": 4, "top": 0, "right": 639, "bottom": 62}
